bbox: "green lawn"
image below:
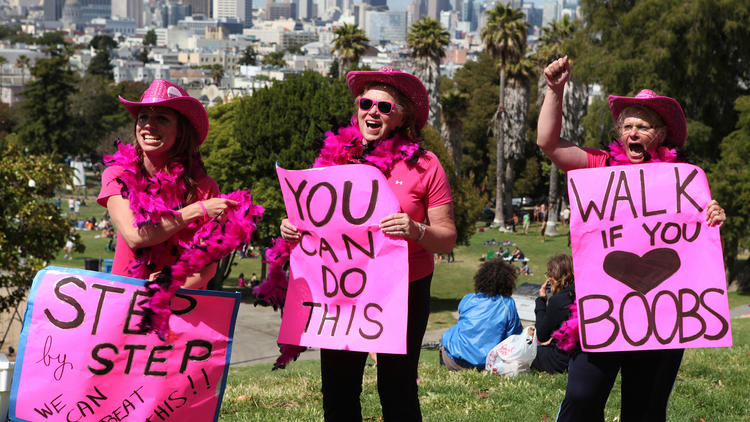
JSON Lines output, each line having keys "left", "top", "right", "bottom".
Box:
{"left": 52, "top": 201, "right": 750, "bottom": 421}
{"left": 220, "top": 320, "right": 750, "bottom": 422}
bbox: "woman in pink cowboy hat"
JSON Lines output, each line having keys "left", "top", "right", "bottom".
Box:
{"left": 97, "top": 79, "right": 238, "bottom": 288}
{"left": 537, "top": 57, "right": 726, "bottom": 422}
{"left": 279, "top": 67, "right": 457, "bottom": 421}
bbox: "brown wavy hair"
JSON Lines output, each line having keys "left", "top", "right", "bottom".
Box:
{"left": 133, "top": 110, "right": 205, "bottom": 204}
{"left": 546, "top": 254, "right": 574, "bottom": 295}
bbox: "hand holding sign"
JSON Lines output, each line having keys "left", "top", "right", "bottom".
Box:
{"left": 567, "top": 163, "right": 732, "bottom": 352}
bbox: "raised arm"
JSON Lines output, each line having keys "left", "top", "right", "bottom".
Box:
{"left": 537, "top": 56, "right": 589, "bottom": 172}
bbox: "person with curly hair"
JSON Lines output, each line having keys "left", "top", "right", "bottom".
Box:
{"left": 440, "top": 258, "right": 523, "bottom": 371}
{"left": 532, "top": 254, "right": 575, "bottom": 374}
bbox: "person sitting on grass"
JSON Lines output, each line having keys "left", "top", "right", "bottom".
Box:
{"left": 531, "top": 254, "right": 575, "bottom": 374}
{"left": 510, "top": 247, "right": 525, "bottom": 262}
{"left": 440, "top": 258, "right": 523, "bottom": 371}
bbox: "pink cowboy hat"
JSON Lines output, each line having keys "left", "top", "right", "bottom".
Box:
{"left": 119, "top": 79, "right": 209, "bottom": 145}
{"left": 608, "top": 89, "right": 686, "bottom": 148}
{"left": 346, "top": 67, "right": 429, "bottom": 131}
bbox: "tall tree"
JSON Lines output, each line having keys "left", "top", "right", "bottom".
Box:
{"left": 331, "top": 23, "right": 369, "bottom": 77}
{"left": 143, "top": 29, "right": 157, "bottom": 47}
{"left": 535, "top": 15, "right": 587, "bottom": 236}
{"left": 261, "top": 51, "right": 286, "bottom": 68}
{"left": 709, "top": 96, "right": 750, "bottom": 287}
{"left": 15, "top": 54, "right": 30, "bottom": 86}
{"left": 17, "top": 45, "right": 78, "bottom": 156}
{"left": 480, "top": 3, "right": 528, "bottom": 228}
{"left": 440, "top": 89, "right": 468, "bottom": 172}
{"left": 502, "top": 58, "right": 534, "bottom": 219}
{"left": 239, "top": 45, "right": 257, "bottom": 66}
{"left": 407, "top": 17, "right": 450, "bottom": 129}
{"left": 210, "top": 64, "right": 225, "bottom": 85}
{"left": 574, "top": 0, "right": 750, "bottom": 165}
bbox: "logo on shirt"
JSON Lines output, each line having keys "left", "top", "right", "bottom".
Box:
{"left": 395, "top": 180, "right": 403, "bottom": 185}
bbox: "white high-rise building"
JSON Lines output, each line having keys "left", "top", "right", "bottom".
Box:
{"left": 112, "top": 0, "right": 143, "bottom": 27}
{"left": 213, "top": 0, "right": 253, "bottom": 27}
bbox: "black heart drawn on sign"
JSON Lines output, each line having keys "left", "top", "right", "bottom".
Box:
{"left": 602, "top": 248, "right": 681, "bottom": 295}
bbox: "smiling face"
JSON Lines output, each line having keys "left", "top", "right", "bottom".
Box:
{"left": 135, "top": 106, "right": 179, "bottom": 158}
{"left": 356, "top": 86, "right": 405, "bottom": 144}
{"left": 616, "top": 106, "right": 667, "bottom": 164}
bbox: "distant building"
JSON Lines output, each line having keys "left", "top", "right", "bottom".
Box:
{"left": 183, "top": 0, "right": 211, "bottom": 17}
{"left": 298, "top": 0, "right": 314, "bottom": 20}
{"left": 267, "top": 1, "right": 297, "bottom": 20}
{"left": 427, "top": 0, "right": 450, "bottom": 20}
{"left": 407, "top": 0, "right": 426, "bottom": 25}
{"left": 111, "top": 0, "right": 143, "bottom": 27}
{"left": 214, "top": 0, "right": 253, "bottom": 27}
{"left": 43, "top": 0, "right": 64, "bottom": 21}
{"left": 365, "top": 10, "right": 407, "bottom": 43}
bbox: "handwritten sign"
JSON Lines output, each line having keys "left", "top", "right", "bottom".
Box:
{"left": 276, "top": 165, "right": 409, "bottom": 354}
{"left": 10, "top": 267, "right": 240, "bottom": 422}
{"left": 568, "top": 163, "right": 732, "bottom": 352}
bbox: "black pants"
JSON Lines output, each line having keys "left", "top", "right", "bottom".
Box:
{"left": 320, "top": 274, "right": 432, "bottom": 422}
{"left": 557, "top": 348, "right": 684, "bottom": 422}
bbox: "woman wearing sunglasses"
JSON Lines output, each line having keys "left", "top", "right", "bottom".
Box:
{"left": 279, "top": 67, "right": 457, "bottom": 421}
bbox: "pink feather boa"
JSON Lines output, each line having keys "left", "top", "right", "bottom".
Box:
{"left": 551, "top": 302, "right": 579, "bottom": 353}
{"left": 104, "top": 141, "right": 264, "bottom": 340}
{"left": 252, "top": 120, "right": 421, "bottom": 368}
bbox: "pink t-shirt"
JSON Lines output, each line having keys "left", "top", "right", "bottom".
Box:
{"left": 97, "top": 165, "right": 220, "bottom": 277}
{"left": 385, "top": 150, "right": 453, "bottom": 282}
{"left": 584, "top": 147, "right": 610, "bottom": 168}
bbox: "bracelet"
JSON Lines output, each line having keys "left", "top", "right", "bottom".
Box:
{"left": 416, "top": 222, "right": 426, "bottom": 241}
{"left": 198, "top": 201, "right": 209, "bottom": 221}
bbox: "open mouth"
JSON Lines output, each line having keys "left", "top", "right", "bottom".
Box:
{"left": 365, "top": 121, "right": 382, "bottom": 129}
{"left": 628, "top": 142, "right": 645, "bottom": 156}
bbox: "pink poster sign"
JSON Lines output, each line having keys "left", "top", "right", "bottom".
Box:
{"left": 567, "top": 163, "right": 732, "bottom": 352}
{"left": 276, "top": 164, "right": 409, "bottom": 354}
{"left": 10, "top": 267, "right": 240, "bottom": 422}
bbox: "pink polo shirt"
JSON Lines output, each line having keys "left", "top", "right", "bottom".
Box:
{"left": 97, "top": 165, "right": 220, "bottom": 277}
{"left": 385, "top": 150, "right": 453, "bottom": 282}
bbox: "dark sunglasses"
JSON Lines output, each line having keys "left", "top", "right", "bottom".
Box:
{"left": 358, "top": 97, "right": 396, "bottom": 114}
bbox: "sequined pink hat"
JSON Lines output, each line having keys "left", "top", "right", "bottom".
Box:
{"left": 346, "top": 67, "right": 429, "bottom": 131}
{"left": 119, "top": 79, "right": 209, "bottom": 145}
{"left": 609, "top": 89, "right": 687, "bottom": 148}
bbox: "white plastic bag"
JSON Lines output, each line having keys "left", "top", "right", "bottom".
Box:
{"left": 485, "top": 326, "right": 537, "bottom": 376}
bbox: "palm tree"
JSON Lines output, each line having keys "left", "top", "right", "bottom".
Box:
{"left": 440, "top": 89, "right": 469, "bottom": 171}
{"left": 210, "top": 64, "right": 225, "bottom": 86}
{"left": 480, "top": 3, "right": 528, "bottom": 228}
{"left": 407, "top": 17, "right": 450, "bottom": 130}
{"left": 502, "top": 57, "right": 535, "bottom": 219}
{"left": 331, "top": 24, "right": 369, "bottom": 77}
{"left": 16, "top": 55, "right": 30, "bottom": 86}
{"left": 535, "top": 16, "right": 587, "bottom": 237}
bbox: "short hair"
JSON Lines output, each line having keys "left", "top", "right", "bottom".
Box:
{"left": 474, "top": 258, "right": 517, "bottom": 297}
{"left": 546, "top": 254, "right": 574, "bottom": 295}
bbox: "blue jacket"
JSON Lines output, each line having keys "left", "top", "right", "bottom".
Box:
{"left": 441, "top": 293, "right": 523, "bottom": 368}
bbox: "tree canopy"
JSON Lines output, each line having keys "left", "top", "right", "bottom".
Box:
{"left": 0, "top": 146, "right": 82, "bottom": 313}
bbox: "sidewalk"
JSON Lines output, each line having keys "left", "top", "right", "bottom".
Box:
{"left": 229, "top": 298, "right": 445, "bottom": 366}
